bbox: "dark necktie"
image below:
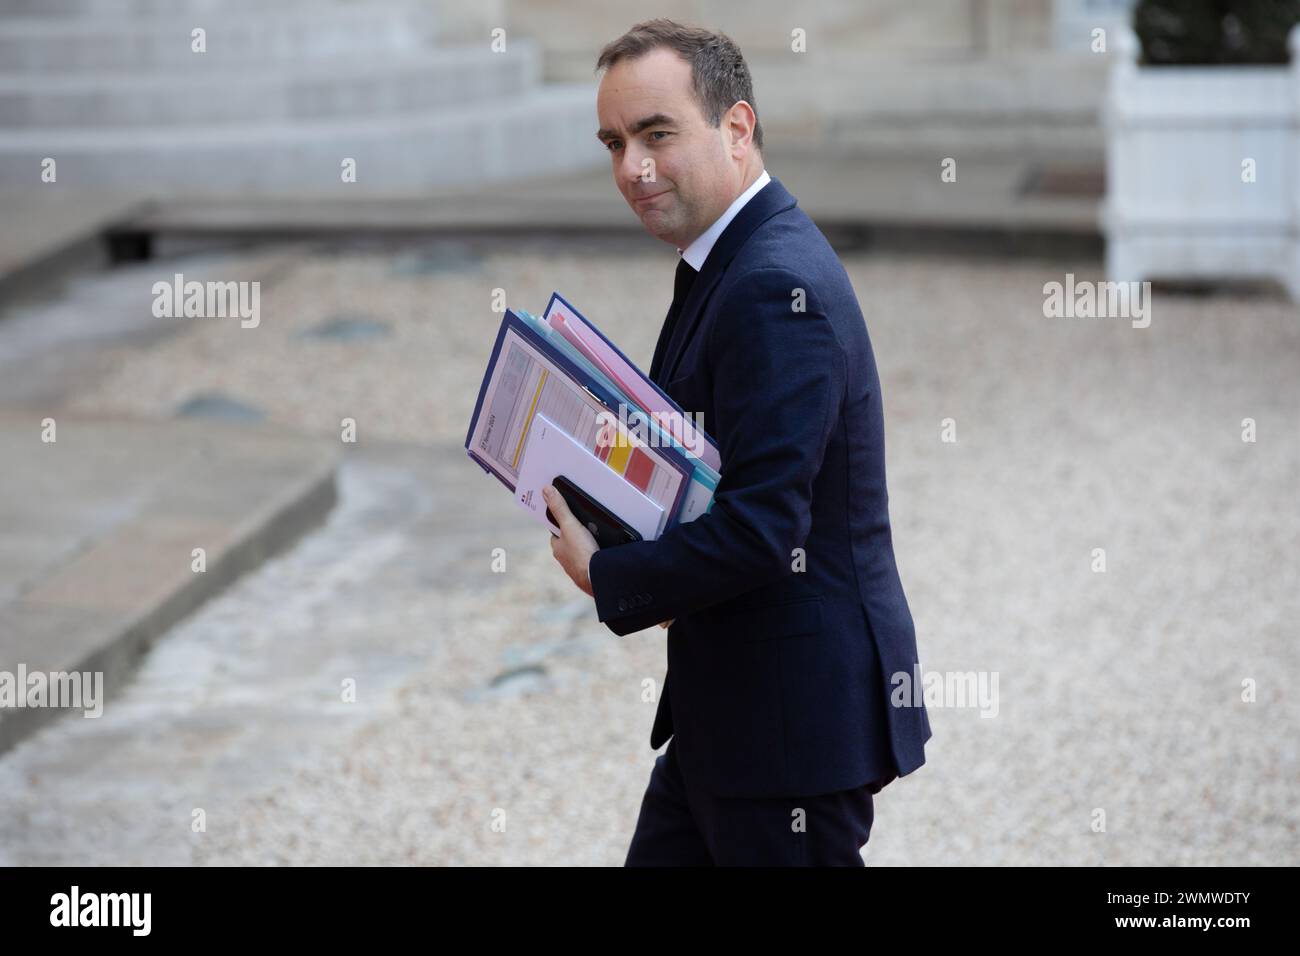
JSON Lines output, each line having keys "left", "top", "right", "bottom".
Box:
{"left": 649, "top": 256, "right": 698, "bottom": 383}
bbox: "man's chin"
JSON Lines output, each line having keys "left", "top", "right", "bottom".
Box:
{"left": 638, "top": 211, "right": 678, "bottom": 243}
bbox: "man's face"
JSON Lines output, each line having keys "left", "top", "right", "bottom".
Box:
{"left": 596, "top": 47, "right": 743, "bottom": 249}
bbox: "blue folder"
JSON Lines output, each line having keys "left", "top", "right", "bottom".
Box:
{"left": 465, "top": 306, "right": 712, "bottom": 531}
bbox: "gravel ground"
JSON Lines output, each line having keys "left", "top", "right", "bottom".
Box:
{"left": 1, "top": 242, "right": 1296, "bottom": 864}
{"left": 0, "top": 448, "right": 661, "bottom": 866}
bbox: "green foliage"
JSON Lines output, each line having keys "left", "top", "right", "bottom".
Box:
{"left": 1134, "top": 0, "right": 1300, "bottom": 64}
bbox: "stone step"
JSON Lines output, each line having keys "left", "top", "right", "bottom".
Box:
{"left": 1, "top": 0, "right": 342, "bottom": 15}
{"left": 0, "top": 0, "right": 499, "bottom": 45}
{"left": 0, "top": 190, "right": 146, "bottom": 301}
{"left": 0, "top": 44, "right": 540, "bottom": 128}
{"left": 755, "top": 52, "right": 1109, "bottom": 158}
{"left": 0, "top": 1, "right": 439, "bottom": 72}
{"left": 755, "top": 52, "right": 1108, "bottom": 121}
{"left": 0, "top": 412, "right": 339, "bottom": 757}
{"left": 0, "top": 83, "right": 603, "bottom": 194}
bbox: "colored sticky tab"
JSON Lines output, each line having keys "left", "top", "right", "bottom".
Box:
{"left": 606, "top": 436, "right": 632, "bottom": 474}
{"left": 624, "top": 448, "right": 654, "bottom": 493}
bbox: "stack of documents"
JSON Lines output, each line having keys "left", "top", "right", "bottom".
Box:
{"left": 465, "top": 292, "right": 721, "bottom": 540}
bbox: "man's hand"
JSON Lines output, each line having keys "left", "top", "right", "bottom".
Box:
{"left": 544, "top": 484, "right": 598, "bottom": 598}
{"left": 544, "top": 484, "right": 672, "bottom": 628}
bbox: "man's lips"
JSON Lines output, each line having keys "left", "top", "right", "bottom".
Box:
{"left": 633, "top": 190, "right": 669, "bottom": 206}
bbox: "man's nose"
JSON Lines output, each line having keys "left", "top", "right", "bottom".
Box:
{"left": 618, "top": 143, "right": 649, "bottom": 189}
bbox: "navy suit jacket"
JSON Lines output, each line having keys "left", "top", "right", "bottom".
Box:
{"left": 588, "top": 175, "right": 932, "bottom": 799}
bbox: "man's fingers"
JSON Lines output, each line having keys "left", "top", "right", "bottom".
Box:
{"left": 543, "top": 484, "right": 579, "bottom": 534}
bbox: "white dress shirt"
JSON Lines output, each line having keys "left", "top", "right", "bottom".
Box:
{"left": 676, "top": 168, "right": 770, "bottom": 272}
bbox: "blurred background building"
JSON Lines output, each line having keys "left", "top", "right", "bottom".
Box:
{"left": 2, "top": 0, "right": 1139, "bottom": 295}
{"left": 0, "top": 0, "right": 1132, "bottom": 197}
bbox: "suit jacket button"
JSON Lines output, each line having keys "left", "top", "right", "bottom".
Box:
{"left": 618, "top": 598, "right": 628, "bottom": 612}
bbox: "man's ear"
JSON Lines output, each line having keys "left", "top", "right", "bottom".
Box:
{"left": 726, "top": 100, "right": 758, "bottom": 155}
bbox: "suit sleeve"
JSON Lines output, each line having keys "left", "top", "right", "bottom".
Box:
{"left": 587, "top": 267, "right": 847, "bottom": 635}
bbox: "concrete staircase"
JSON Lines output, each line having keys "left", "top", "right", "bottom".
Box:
{"left": 0, "top": 0, "right": 605, "bottom": 195}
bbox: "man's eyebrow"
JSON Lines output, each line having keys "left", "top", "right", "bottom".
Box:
{"left": 596, "top": 113, "right": 678, "bottom": 142}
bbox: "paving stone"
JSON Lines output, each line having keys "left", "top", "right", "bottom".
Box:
{"left": 175, "top": 392, "right": 265, "bottom": 423}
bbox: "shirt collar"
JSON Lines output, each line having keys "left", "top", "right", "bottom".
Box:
{"left": 676, "top": 168, "right": 770, "bottom": 272}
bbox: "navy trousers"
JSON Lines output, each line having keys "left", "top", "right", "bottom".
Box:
{"left": 624, "top": 738, "right": 891, "bottom": 866}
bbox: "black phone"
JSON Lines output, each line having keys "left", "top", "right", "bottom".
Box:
{"left": 547, "top": 474, "right": 643, "bottom": 548}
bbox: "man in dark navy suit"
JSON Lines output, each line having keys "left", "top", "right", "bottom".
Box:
{"left": 545, "top": 19, "right": 932, "bottom": 866}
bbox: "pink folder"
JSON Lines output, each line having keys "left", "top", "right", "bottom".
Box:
{"left": 545, "top": 297, "right": 721, "bottom": 471}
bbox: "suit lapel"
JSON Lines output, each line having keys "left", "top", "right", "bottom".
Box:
{"left": 658, "top": 176, "right": 797, "bottom": 385}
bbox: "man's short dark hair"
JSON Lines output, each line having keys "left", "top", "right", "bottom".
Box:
{"left": 595, "top": 18, "right": 764, "bottom": 152}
